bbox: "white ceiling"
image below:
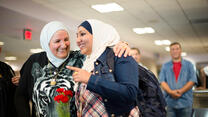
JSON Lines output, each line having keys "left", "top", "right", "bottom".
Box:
{"left": 0, "top": 0, "right": 208, "bottom": 70}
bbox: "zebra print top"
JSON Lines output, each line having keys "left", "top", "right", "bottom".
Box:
{"left": 15, "top": 51, "right": 85, "bottom": 117}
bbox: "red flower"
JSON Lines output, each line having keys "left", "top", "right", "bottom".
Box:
{"left": 54, "top": 88, "right": 73, "bottom": 104}
{"left": 54, "top": 88, "right": 72, "bottom": 117}
{"left": 61, "top": 96, "right": 69, "bottom": 103}
{"left": 56, "top": 88, "right": 65, "bottom": 93}
{"left": 64, "top": 90, "right": 73, "bottom": 97}
{"left": 54, "top": 95, "right": 64, "bottom": 103}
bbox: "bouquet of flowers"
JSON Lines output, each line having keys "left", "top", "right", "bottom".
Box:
{"left": 54, "top": 88, "right": 73, "bottom": 117}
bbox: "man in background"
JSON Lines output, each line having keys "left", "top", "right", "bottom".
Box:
{"left": 130, "top": 47, "right": 148, "bottom": 69}
{"left": 199, "top": 65, "right": 208, "bottom": 89}
{"left": 159, "top": 42, "right": 197, "bottom": 117}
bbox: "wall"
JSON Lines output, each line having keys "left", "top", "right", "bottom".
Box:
{"left": 141, "top": 57, "right": 158, "bottom": 77}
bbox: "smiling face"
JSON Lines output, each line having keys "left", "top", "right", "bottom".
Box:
{"left": 170, "top": 44, "right": 182, "bottom": 61}
{"left": 76, "top": 26, "right": 93, "bottom": 55}
{"left": 49, "top": 30, "right": 70, "bottom": 59}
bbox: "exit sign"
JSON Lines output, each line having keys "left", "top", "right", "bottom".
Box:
{"left": 23, "top": 28, "right": 32, "bottom": 40}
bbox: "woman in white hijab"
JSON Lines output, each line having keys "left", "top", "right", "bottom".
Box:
{"left": 15, "top": 21, "right": 131, "bottom": 117}
{"left": 68, "top": 19, "right": 140, "bottom": 117}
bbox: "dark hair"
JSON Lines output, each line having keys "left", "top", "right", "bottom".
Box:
{"left": 131, "top": 47, "right": 140, "bottom": 54}
{"left": 170, "top": 42, "right": 181, "bottom": 48}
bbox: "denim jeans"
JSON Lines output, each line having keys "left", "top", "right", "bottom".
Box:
{"left": 167, "top": 106, "right": 192, "bottom": 117}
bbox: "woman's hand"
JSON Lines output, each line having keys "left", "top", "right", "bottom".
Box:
{"left": 11, "top": 76, "right": 20, "bottom": 86}
{"left": 66, "top": 66, "right": 91, "bottom": 84}
{"left": 113, "top": 41, "right": 131, "bottom": 57}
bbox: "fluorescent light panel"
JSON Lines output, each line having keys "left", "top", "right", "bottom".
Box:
{"left": 154, "top": 40, "right": 171, "bottom": 46}
{"left": 155, "top": 40, "right": 163, "bottom": 45}
{"left": 144, "top": 27, "right": 155, "bottom": 33}
{"left": 91, "top": 3, "right": 124, "bottom": 13}
{"left": 165, "top": 47, "right": 170, "bottom": 51}
{"left": 0, "top": 41, "right": 4, "bottom": 45}
{"left": 30, "top": 48, "right": 43, "bottom": 53}
{"left": 162, "top": 40, "right": 171, "bottom": 45}
{"left": 181, "top": 52, "right": 187, "bottom": 56}
{"left": 5, "top": 56, "right": 17, "bottom": 61}
{"left": 133, "top": 27, "right": 155, "bottom": 34}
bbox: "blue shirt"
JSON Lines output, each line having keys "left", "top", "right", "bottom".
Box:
{"left": 159, "top": 59, "right": 197, "bottom": 108}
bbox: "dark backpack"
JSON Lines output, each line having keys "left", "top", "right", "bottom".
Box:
{"left": 136, "top": 65, "right": 166, "bottom": 117}
{"left": 106, "top": 48, "right": 166, "bottom": 117}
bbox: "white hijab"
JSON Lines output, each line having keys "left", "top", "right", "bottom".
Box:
{"left": 40, "top": 21, "right": 70, "bottom": 67}
{"left": 82, "top": 19, "right": 120, "bottom": 72}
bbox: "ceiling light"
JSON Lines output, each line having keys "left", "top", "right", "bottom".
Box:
{"left": 5, "top": 56, "right": 17, "bottom": 61}
{"left": 181, "top": 52, "right": 187, "bottom": 56}
{"left": 91, "top": 3, "right": 124, "bottom": 13}
{"left": 133, "top": 27, "right": 155, "bottom": 35}
{"left": 0, "top": 41, "right": 4, "bottom": 45}
{"left": 154, "top": 40, "right": 162, "bottom": 45}
{"left": 155, "top": 40, "right": 171, "bottom": 46}
{"left": 144, "top": 27, "right": 155, "bottom": 33}
{"left": 30, "top": 48, "right": 43, "bottom": 53}
{"left": 133, "top": 28, "right": 146, "bottom": 34}
{"left": 165, "top": 47, "right": 170, "bottom": 51}
{"left": 162, "top": 40, "right": 171, "bottom": 45}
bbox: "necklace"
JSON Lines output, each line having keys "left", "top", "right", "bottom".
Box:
{"left": 48, "top": 60, "right": 67, "bottom": 86}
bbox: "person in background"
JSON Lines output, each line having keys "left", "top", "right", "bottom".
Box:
{"left": 203, "top": 66, "right": 208, "bottom": 77}
{"left": 203, "top": 66, "right": 208, "bottom": 88}
{"left": 198, "top": 66, "right": 208, "bottom": 89}
{"left": 159, "top": 42, "right": 197, "bottom": 117}
{"left": 0, "top": 61, "right": 19, "bottom": 117}
{"left": 130, "top": 47, "right": 148, "bottom": 69}
{"left": 67, "top": 19, "right": 140, "bottom": 117}
{"left": 15, "top": 21, "right": 131, "bottom": 117}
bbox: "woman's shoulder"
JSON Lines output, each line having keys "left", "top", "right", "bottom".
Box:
{"left": 20, "top": 52, "right": 47, "bottom": 73}
{"left": 23, "top": 52, "right": 47, "bottom": 66}
{"left": 29, "top": 52, "right": 47, "bottom": 61}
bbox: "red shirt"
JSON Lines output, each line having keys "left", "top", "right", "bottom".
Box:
{"left": 173, "top": 62, "right": 181, "bottom": 82}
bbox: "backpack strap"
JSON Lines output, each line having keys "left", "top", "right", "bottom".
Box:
{"left": 106, "top": 48, "right": 115, "bottom": 72}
